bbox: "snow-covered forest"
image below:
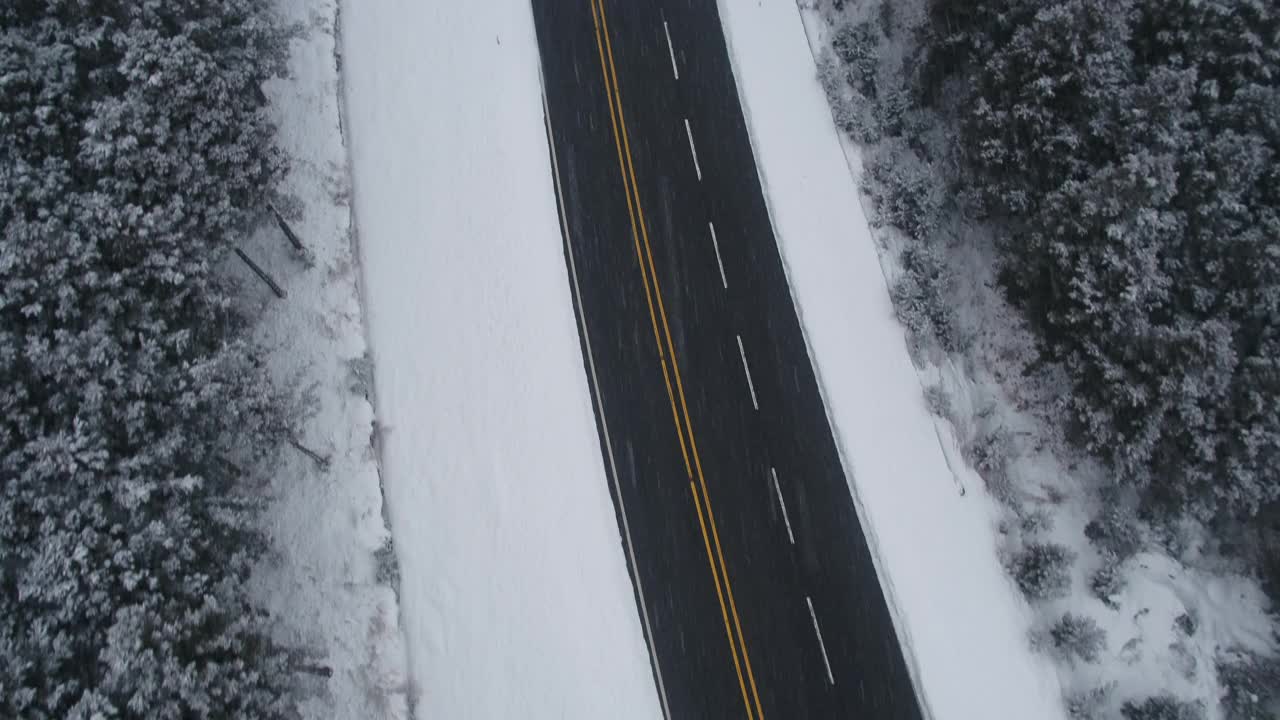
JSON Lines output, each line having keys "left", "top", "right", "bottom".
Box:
{"left": 0, "top": 2, "right": 300, "bottom": 716}
{"left": 808, "top": 0, "right": 1278, "bottom": 716}
{"left": 925, "top": 0, "right": 1279, "bottom": 523}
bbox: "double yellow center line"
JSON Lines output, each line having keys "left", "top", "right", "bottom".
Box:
{"left": 586, "top": 1, "right": 764, "bottom": 717}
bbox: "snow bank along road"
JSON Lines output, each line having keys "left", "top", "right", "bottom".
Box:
{"left": 340, "top": 0, "right": 662, "bottom": 716}
{"left": 533, "top": 1, "right": 922, "bottom": 717}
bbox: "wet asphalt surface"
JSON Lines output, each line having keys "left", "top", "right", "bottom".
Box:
{"left": 531, "top": 1, "right": 925, "bottom": 717}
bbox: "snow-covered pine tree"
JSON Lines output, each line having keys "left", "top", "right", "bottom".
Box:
{"left": 1010, "top": 542, "right": 1076, "bottom": 600}
{"left": 0, "top": 1, "right": 296, "bottom": 717}
{"left": 1049, "top": 611, "right": 1107, "bottom": 663}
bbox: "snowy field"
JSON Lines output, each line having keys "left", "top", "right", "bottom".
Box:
{"left": 714, "top": 1, "right": 1070, "bottom": 718}
{"left": 245, "top": 0, "right": 410, "bottom": 716}
{"left": 337, "top": 1, "right": 662, "bottom": 717}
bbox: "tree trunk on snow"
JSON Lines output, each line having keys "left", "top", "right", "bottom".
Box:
{"left": 235, "top": 248, "right": 287, "bottom": 299}
{"left": 269, "top": 203, "right": 306, "bottom": 253}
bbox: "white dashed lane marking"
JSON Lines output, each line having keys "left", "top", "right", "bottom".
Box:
{"left": 771, "top": 468, "right": 795, "bottom": 545}
{"left": 684, "top": 117, "right": 702, "bottom": 181}
{"left": 736, "top": 334, "right": 758, "bottom": 410}
{"left": 708, "top": 221, "right": 727, "bottom": 289}
{"left": 806, "top": 596, "right": 836, "bottom": 686}
{"left": 663, "top": 20, "right": 679, "bottom": 80}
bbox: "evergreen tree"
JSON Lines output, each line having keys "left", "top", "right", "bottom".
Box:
{"left": 1010, "top": 542, "right": 1076, "bottom": 599}
{"left": 923, "top": 0, "right": 1280, "bottom": 521}
{"left": 0, "top": 1, "right": 296, "bottom": 716}
{"left": 1049, "top": 612, "right": 1107, "bottom": 663}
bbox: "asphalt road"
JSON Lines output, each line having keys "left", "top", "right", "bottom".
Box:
{"left": 531, "top": 1, "right": 925, "bottom": 717}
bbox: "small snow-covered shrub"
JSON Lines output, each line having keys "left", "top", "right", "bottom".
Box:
{"left": 873, "top": 85, "right": 912, "bottom": 138}
{"left": 865, "top": 138, "right": 945, "bottom": 242}
{"left": 1173, "top": 611, "right": 1198, "bottom": 638}
{"left": 816, "top": 52, "right": 880, "bottom": 143}
{"left": 1120, "top": 695, "right": 1205, "bottom": 720}
{"left": 1085, "top": 505, "right": 1143, "bottom": 561}
{"left": 1090, "top": 556, "right": 1128, "bottom": 607}
{"left": 891, "top": 275, "right": 932, "bottom": 357}
{"left": 347, "top": 351, "right": 376, "bottom": 397}
{"left": 1067, "top": 683, "right": 1116, "bottom": 720}
{"left": 899, "top": 242, "right": 963, "bottom": 351}
{"left": 887, "top": 238, "right": 965, "bottom": 357}
{"left": 968, "top": 424, "right": 1014, "bottom": 476}
{"left": 982, "top": 461, "right": 1019, "bottom": 509}
{"left": 965, "top": 425, "right": 1018, "bottom": 507}
{"left": 1218, "top": 652, "right": 1280, "bottom": 720}
{"left": 1169, "top": 640, "right": 1199, "bottom": 681}
{"left": 1050, "top": 612, "right": 1107, "bottom": 663}
{"left": 1020, "top": 506, "right": 1055, "bottom": 535}
{"left": 817, "top": 53, "right": 847, "bottom": 107}
{"left": 1045, "top": 484, "right": 1068, "bottom": 505}
{"left": 830, "top": 20, "right": 879, "bottom": 98}
{"left": 1010, "top": 542, "right": 1076, "bottom": 600}
{"left": 374, "top": 535, "right": 400, "bottom": 589}
{"left": 924, "top": 384, "right": 952, "bottom": 420}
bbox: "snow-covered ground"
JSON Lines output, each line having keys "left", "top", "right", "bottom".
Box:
{"left": 245, "top": 0, "right": 410, "bottom": 717}
{"left": 714, "top": 2, "right": 1070, "bottom": 718}
{"left": 337, "top": 1, "right": 662, "bottom": 717}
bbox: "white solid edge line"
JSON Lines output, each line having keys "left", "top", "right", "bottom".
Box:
{"left": 684, "top": 117, "right": 702, "bottom": 181}
{"left": 736, "top": 334, "right": 759, "bottom": 410}
{"left": 770, "top": 467, "right": 795, "bottom": 545}
{"left": 663, "top": 20, "right": 679, "bottom": 80}
{"left": 806, "top": 596, "right": 836, "bottom": 686}
{"left": 543, "top": 90, "right": 673, "bottom": 720}
{"left": 708, "top": 221, "right": 728, "bottom": 289}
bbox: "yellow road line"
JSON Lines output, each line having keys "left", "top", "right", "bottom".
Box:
{"left": 591, "top": 2, "right": 765, "bottom": 717}
{"left": 587, "top": 0, "right": 692, "bottom": 481}
{"left": 584, "top": 3, "right": 744, "bottom": 703}
{"left": 691, "top": 480, "right": 753, "bottom": 718}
